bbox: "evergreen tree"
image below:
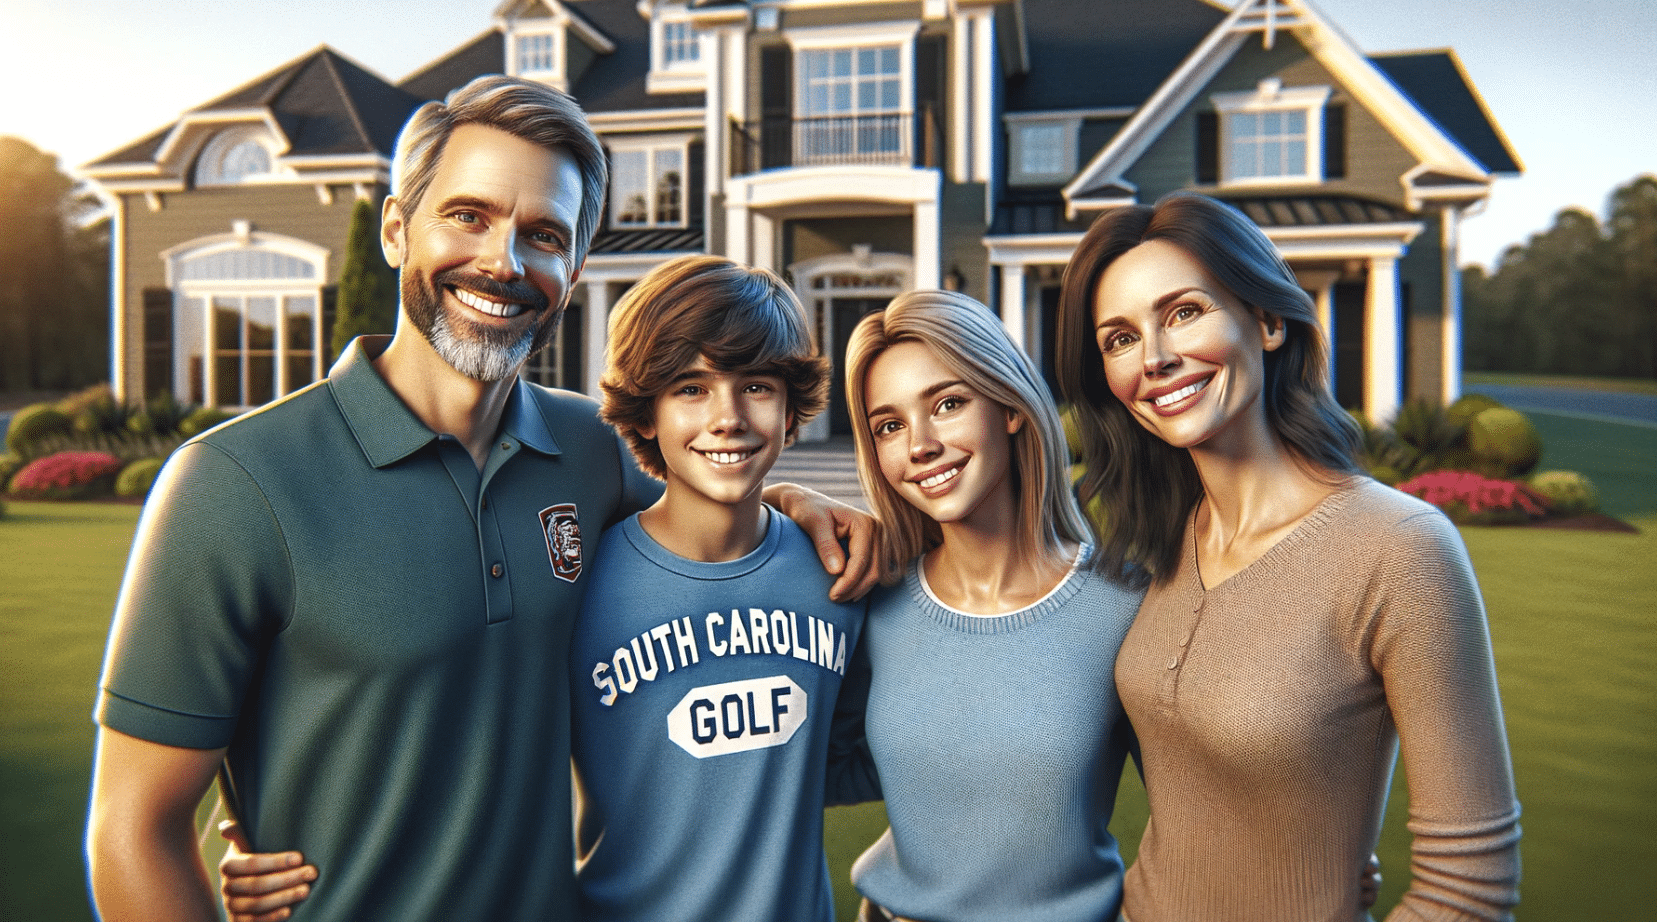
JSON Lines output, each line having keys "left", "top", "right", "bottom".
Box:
{"left": 330, "top": 197, "right": 399, "bottom": 361}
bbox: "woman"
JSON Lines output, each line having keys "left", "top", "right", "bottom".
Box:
{"left": 842, "top": 289, "right": 1142, "bottom": 922}
{"left": 1055, "top": 191, "right": 1521, "bottom": 922}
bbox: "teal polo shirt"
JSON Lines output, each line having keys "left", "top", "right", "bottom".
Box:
{"left": 96, "top": 336, "right": 658, "bottom": 921}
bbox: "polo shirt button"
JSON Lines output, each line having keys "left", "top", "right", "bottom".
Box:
{"left": 501, "top": 442, "right": 511, "bottom": 451}
{"left": 491, "top": 563, "right": 504, "bottom": 578}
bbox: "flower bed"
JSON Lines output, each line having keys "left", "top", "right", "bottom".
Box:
{"left": 7, "top": 451, "right": 125, "bottom": 500}
{"left": 1395, "top": 470, "right": 1549, "bottom": 526}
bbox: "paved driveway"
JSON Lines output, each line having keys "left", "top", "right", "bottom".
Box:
{"left": 1463, "top": 384, "right": 1657, "bottom": 428}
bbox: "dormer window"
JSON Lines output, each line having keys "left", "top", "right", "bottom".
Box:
{"left": 1210, "top": 81, "right": 1331, "bottom": 184}
{"left": 648, "top": 5, "right": 705, "bottom": 93}
{"left": 1006, "top": 115, "right": 1080, "bottom": 186}
{"left": 514, "top": 28, "right": 562, "bottom": 77}
{"left": 195, "top": 127, "right": 276, "bottom": 187}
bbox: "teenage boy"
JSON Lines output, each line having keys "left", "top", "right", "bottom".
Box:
{"left": 214, "top": 255, "right": 877, "bottom": 922}
{"left": 574, "top": 254, "right": 876, "bottom": 922}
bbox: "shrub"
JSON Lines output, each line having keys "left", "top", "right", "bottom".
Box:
{"left": 26, "top": 429, "right": 186, "bottom": 465}
{"left": 7, "top": 451, "right": 125, "bottom": 500}
{"left": 143, "top": 391, "right": 196, "bottom": 436}
{"left": 1448, "top": 392, "right": 1505, "bottom": 428}
{"left": 1389, "top": 399, "right": 1472, "bottom": 473}
{"left": 5, "top": 403, "right": 72, "bottom": 453}
{"left": 0, "top": 451, "right": 25, "bottom": 490}
{"left": 115, "top": 457, "right": 166, "bottom": 499}
{"left": 1352, "top": 411, "right": 1419, "bottom": 485}
{"left": 1395, "top": 470, "right": 1549, "bottom": 526}
{"left": 54, "top": 383, "right": 118, "bottom": 417}
{"left": 1467, "top": 407, "right": 1543, "bottom": 479}
{"left": 1529, "top": 470, "right": 1600, "bottom": 516}
{"left": 179, "top": 406, "right": 237, "bottom": 437}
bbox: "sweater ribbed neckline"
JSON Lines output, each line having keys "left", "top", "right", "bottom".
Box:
{"left": 1187, "top": 480, "right": 1367, "bottom": 594}
{"left": 906, "top": 545, "right": 1093, "bottom": 634}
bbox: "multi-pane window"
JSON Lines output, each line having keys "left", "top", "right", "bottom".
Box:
{"left": 662, "top": 21, "right": 699, "bottom": 66}
{"left": 517, "top": 32, "right": 558, "bottom": 74}
{"left": 173, "top": 244, "right": 323, "bottom": 409}
{"left": 797, "top": 47, "right": 904, "bottom": 162}
{"left": 196, "top": 129, "right": 274, "bottom": 186}
{"left": 1017, "top": 123, "right": 1067, "bottom": 177}
{"left": 611, "top": 146, "right": 685, "bottom": 228}
{"left": 1227, "top": 108, "right": 1310, "bottom": 180}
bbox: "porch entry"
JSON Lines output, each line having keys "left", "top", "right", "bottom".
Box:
{"left": 790, "top": 252, "right": 912, "bottom": 441}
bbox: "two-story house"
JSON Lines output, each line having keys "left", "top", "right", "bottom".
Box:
{"left": 84, "top": 0, "right": 1518, "bottom": 437}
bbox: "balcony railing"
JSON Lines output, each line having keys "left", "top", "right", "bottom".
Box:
{"left": 731, "top": 107, "right": 939, "bottom": 175}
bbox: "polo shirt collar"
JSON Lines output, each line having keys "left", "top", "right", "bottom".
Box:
{"left": 331, "top": 336, "right": 563, "bottom": 468}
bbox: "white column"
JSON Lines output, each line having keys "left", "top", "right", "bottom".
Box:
{"left": 109, "top": 196, "right": 128, "bottom": 400}
{"left": 913, "top": 199, "right": 940, "bottom": 289}
{"left": 752, "top": 212, "right": 776, "bottom": 273}
{"left": 1440, "top": 207, "right": 1463, "bottom": 405}
{"left": 950, "top": 14, "right": 971, "bottom": 182}
{"left": 1316, "top": 284, "right": 1335, "bottom": 385}
{"left": 1364, "top": 255, "right": 1402, "bottom": 425}
{"left": 202, "top": 300, "right": 217, "bottom": 408}
{"left": 583, "top": 279, "right": 608, "bottom": 398}
{"left": 702, "top": 29, "right": 726, "bottom": 199}
{"left": 724, "top": 196, "right": 750, "bottom": 266}
{"left": 971, "top": 8, "right": 995, "bottom": 184}
{"left": 1000, "top": 263, "right": 1027, "bottom": 352}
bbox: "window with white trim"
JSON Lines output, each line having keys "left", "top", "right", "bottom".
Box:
{"left": 1006, "top": 117, "right": 1079, "bottom": 185}
{"left": 647, "top": 5, "right": 705, "bottom": 93}
{"left": 662, "top": 20, "right": 698, "bottom": 66}
{"left": 195, "top": 127, "right": 276, "bottom": 186}
{"left": 796, "top": 46, "right": 904, "bottom": 163}
{"left": 170, "top": 241, "right": 325, "bottom": 409}
{"left": 515, "top": 29, "right": 560, "bottom": 76}
{"left": 1212, "top": 81, "right": 1331, "bottom": 184}
{"left": 609, "top": 141, "right": 687, "bottom": 228}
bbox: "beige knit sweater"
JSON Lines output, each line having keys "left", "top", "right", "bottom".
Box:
{"left": 1118, "top": 479, "right": 1521, "bottom": 922}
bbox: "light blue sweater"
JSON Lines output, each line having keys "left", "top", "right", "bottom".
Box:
{"left": 852, "top": 549, "right": 1143, "bottom": 922}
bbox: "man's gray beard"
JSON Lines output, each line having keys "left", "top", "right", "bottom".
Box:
{"left": 427, "top": 308, "right": 537, "bottom": 382}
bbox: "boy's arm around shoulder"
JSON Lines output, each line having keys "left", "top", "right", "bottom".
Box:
{"left": 824, "top": 618, "right": 881, "bottom": 806}
{"left": 764, "top": 482, "right": 881, "bottom": 601}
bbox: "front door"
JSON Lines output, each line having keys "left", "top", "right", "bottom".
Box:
{"left": 828, "top": 298, "right": 887, "bottom": 436}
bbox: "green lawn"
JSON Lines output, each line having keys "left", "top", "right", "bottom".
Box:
{"left": 5, "top": 408, "right": 1653, "bottom": 921}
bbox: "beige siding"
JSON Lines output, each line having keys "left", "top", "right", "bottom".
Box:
{"left": 117, "top": 183, "right": 376, "bottom": 399}
{"left": 1125, "top": 33, "right": 1419, "bottom": 207}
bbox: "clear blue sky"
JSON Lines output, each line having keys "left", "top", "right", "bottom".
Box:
{"left": 2, "top": 0, "right": 1651, "bottom": 269}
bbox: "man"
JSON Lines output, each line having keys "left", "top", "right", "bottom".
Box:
{"left": 86, "top": 75, "right": 874, "bottom": 922}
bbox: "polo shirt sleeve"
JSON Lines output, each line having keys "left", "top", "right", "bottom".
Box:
{"left": 95, "top": 440, "right": 295, "bottom": 750}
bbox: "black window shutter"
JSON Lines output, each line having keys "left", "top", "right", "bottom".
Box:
{"left": 1196, "top": 110, "right": 1219, "bottom": 184}
{"left": 1323, "top": 103, "right": 1347, "bottom": 180}
{"left": 760, "top": 45, "right": 793, "bottom": 169}
{"left": 915, "top": 34, "right": 945, "bottom": 167}
{"left": 142, "top": 287, "right": 174, "bottom": 399}
{"left": 687, "top": 140, "right": 705, "bottom": 227}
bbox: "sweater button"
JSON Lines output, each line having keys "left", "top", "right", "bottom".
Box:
{"left": 1167, "top": 657, "right": 1179, "bottom": 670}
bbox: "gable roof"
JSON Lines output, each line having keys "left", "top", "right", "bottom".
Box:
{"left": 1005, "top": 0, "right": 1226, "bottom": 113}
{"left": 1063, "top": 0, "right": 1503, "bottom": 210}
{"left": 1369, "top": 49, "right": 1521, "bottom": 175}
{"left": 400, "top": 0, "right": 702, "bottom": 113}
{"left": 87, "top": 46, "right": 424, "bottom": 169}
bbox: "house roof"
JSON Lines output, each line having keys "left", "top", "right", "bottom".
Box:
{"left": 590, "top": 226, "right": 706, "bottom": 254}
{"left": 1217, "top": 193, "right": 1411, "bottom": 227}
{"left": 1004, "top": 0, "right": 1227, "bottom": 112}
{"left": 1063, "top": 0, "right": 1508, "bottom": 209}
{"left": 1369, "top": 50, "right": 1522, "bottom": 175}
{"left": 87, "top": 46, "right": 424, "bottom": 168}
{"left": 400, "top": 28, "right": 508, "bottom": 102}
{"left": 402, "top": 0, "right": 703, "bottom": 113}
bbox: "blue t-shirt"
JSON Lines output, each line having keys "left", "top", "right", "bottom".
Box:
{"left": 853, "top": 549, "right": 1143, "bottom": 922}
{"left": 570, "top": 508, "right": 873, "bottom": 922}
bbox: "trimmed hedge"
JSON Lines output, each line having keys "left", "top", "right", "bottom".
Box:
{"left": 114, "top": 457, "right": 166, "bottom": 499}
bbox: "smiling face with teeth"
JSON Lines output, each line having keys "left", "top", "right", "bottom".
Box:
{"left": 1091, "top": 239, "right": 1285, "bottom": 455}
{"left": 863, "top": 339, "right": 1022, "bottom": 531}
{"left": 639, "top": 355, "right": 792, "bottom": 520}
{"left": 382, "top": 123, "right": 584, "bottom": 381}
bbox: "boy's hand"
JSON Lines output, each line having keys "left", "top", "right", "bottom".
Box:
{"left": 218, "top": 820, "right": 317, "bottom": 922}
{"left": 764, "top": 482, "right": 880, "bottom": 600}
{"left": 1361, "top": 853, "right": 1381, "bottom": 909}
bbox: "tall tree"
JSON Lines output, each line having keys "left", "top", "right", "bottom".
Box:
{"left": 0, "top": 137, "right": 109, "bottom": 392}
{"left": 329, "top": 197, "right": 399, "bottom": 361}
{"left": 1605, "top": 175, "right": 1657, "bottom": 377}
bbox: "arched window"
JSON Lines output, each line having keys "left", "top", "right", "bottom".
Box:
{"left": 166, "top": 235, "right": 328, "bottom": 408}
{"left": 195, "top": 127, "right": 276, "bottom": 186}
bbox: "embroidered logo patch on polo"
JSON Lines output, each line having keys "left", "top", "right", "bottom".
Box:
{"left": 539, "top": 503, "right": 583, "bottom": 583}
